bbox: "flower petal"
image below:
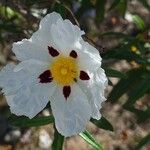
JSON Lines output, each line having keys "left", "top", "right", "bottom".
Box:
{"left": 39, "top": 70, "right": 53, "bottom": 83}
{"left": 6, "top": 82, "right": 56, "bottom": 118}
{"left": 50, "top": 84, "right": 91, "bottom": 137}
{"left": 69, "top": 50, "right": 78, "bottom": 58}
{"left": 50, "top": 19, "right": 84, "bottom": 52}
{"left": 78, "top": 68, "right": 108, "bottom": 120}
{"left": 63, "top": 86, "right": 71, "bottom": 100}
{"left": 75, "top": 39, "right": 102, "bottom": 72}
{"left": 12, "top": 12, "right": 62, "bottom": 62}
{"left": 12, "top": 39, "right": 50, "bottom": 62}
{"left": 0, "top": 61, "right": 56, "bottom": 118}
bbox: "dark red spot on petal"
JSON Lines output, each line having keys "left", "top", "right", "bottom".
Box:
{"left": 48, "top": 46, "right": 59, "bottom": 57}
{"left": 70, "top": 50, "right": 77, "bottom": 58}
{"left": 39, "top": 70, "right": 53, "bottom": 83}
{"left": 80, "top": 71, "right": 90, "bottom": 80}
{"left": 63, "top": 86, "right": 71, "bottom": 100}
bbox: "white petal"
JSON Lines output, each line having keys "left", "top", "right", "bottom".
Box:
{"left": 0, "top": 61, "right": 56, "bottom": 118}
{"left": 12, "top": 39, "right": 50, "bottom": 62}
{"left": 7, "top": 82, "right": 56, "bottom": 119}
{"left": 75, "top": 39, "right": 101, "bottom": 72}
{"left": 31, "top": 12, "right": 63, "bottom": 48}
{"left": 78, "top": 68, "right": 108, "bottom": 120}
{"left": 50, "top": 84, "right": 91, "bottom": 137}
{"left": 12, "top": 12, "right": 62, "bottom": 62}
{"left": 0, "top": 64, "right": 29, "bottom": 95}
{"left": 50, "top": 19, "right": 84, "bottom": 52}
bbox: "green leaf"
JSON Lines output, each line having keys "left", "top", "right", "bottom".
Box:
{"left": 123, "top": 105, "right": 150, "bottom": 122}
{"left": 105, "top": 68, "right": 127, "bottom": 78}
{"left": 109, "top": 0, "right": 121, "bottom": 10}
{"left": 132, "top": 15, "right": 145, "bottom": 30}
{"left": 137, "top": 0, "right": 150, "bottom": 11}
{"left": 52, "top": 126, "right": 64, "bottom": 150}
{"left": 116, "top": 0, "right": 127, "bottom": 17}
{"left": 90, "top": 117, "right": 113, "bottom": 131}
{"left": 79, "top": 130, "right": 103, "bottom": 150}
{"left": 95, "top": 0, "right": 106, "bottom": 23}
{"left": 101, "top": 32, "right": 130, "bottom": 39}
{"left": 9, "top": 115, "right": 54, "bottom": 127}
{"left": 135, "top": 134, "right": 150, "bottom": 150}
{"left": 108, "top": 68, "right": 145, "bottom": 103}
{"left": 125, "top": 74, "right": 150, "bottom": 105}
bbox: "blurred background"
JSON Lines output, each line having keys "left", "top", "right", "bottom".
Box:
{"left": 0, "top": 0, "right": 150, "bottom": 150}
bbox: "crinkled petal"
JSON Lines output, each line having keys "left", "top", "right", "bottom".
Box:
{"left": 0, "top": 61, "right": 56, "bottom": 118}
{"left": 50, "top": 84, "right": 91, "bottom": 137}
{"left": 12, "top": 39, "right": 50, "bottom": 62}
{"left": 7, "top": 82, "right": 56, "bottom": 119}
{"left": 12, "top": 12, "right": 62, "bottom": 62}
{"left": 78, "top": 68, "right": 108, "bottom": 120}
{"left": 75, "top": 39, "right": 102, "bottom": 72}
{"left": 50, "top": 19, "right": 84, "bottom": 52}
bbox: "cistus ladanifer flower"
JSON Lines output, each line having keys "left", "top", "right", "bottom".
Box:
{"left": 0, "top": 12, "right": 108, "bottom": 137}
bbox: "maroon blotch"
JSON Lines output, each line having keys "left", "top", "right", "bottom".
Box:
{"left": 80, "top": 71, "right": 90, "bottom": 80}
{"left": 39, "top": 70, "right": 53, "bottom": 83}
{"left": 48, "top": 46, "right": 59, "bottom": 57}
{"left": 63, "top": 86, "right": 71, "bottom": 100}
{"left": 70, "top": 50, "right": 77, "bottom": 58}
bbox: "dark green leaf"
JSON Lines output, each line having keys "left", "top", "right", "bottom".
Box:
{"left": 9, "top": 115, "right": 54, "bottom": 127}
{"left": 116, "top": 0, "right": 127, "bottom": 17}
{"left": 91, "top": 117, "right": 113, "bottom": 131}
{"left": 105, "top": 68, "right": 127, "bottom": 78}
{"left": 125, "top": 73, "right": 150, "bottom": 105}
{"left": 79, "top": 130, "right": 103, "bottom": 150}
{"left": 109, "top": 0, "right": 121, "bottom": 10}
{"left": 123, "top": 105, "right": 150, "bottom": 122}
{"left": 52, "top": 126, "right": 64, "bottom": 150}
{"left": 96, "top": 0, "right": 106, "bottom": 23}
{"left": 101, "top": 32, "right": 130, "bottom": 39}
{"left": 108, "top": 69, "right": 145, "bottom": 103}
{"left": 137, "top": 0, "right": 150, "bottom": 11}
{"left": 135, "top": 134, "right": 150, "bottom": 150}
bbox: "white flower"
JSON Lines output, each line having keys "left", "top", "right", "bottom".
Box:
{"left": 0, "top": 12, "right": 107, "bottom": 137}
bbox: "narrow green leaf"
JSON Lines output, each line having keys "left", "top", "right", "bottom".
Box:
{"left": 123, "top": 105, "right": 150, "bottom": 122}
{"left": 125, "top": 74, "right": 150, "bottom": 105}
{"left": 79, "top": 130, "right": 103, "bottom": 150}
{"left": 135, "top": 134, "right": 150, "bottom": 150}
{"left": 96, "top": 0, "right": 106, "bottom": 23}
{"left": 132, "top": 15, "right": 145, "bottom": 30}
{"left": 105, "top": 68, "right": 127, "bottom": 78}
{"left": 9, "top": 115, "right": 54, "bottom": 127}
{"left": 137, "top": 0, "right": 150, "bottom": 11}
{"left": 101, "top": 32, "right": 130, "bottom": 39}
{"left": 52, "top": 126, "right": 64, "bottom": 150}
{"left": 91, "top": 117, "right": 113, "bottom": 131}
{"left": 108, "top": 69, "right": 145, "bottom": 103}
{"left": 109, "top": 0, "right": 121, "bottom": 10}
{"left": 116, "top": 0, "right": 127, "bottom": 17}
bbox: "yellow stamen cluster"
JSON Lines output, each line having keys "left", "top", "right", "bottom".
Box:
{"left": 50, "top": 56, "right": 79, "bottom": 85}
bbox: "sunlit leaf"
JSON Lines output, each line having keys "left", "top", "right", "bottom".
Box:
{"left": 132, "top": 15, "right": 145, "bottom": 30}
{"left": 79, "top": 130, "right": 103, "bottom": 150}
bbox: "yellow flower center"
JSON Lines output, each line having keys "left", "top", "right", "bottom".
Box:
{"left": 50, "top": 56, "right": 79, "bottom": 86}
